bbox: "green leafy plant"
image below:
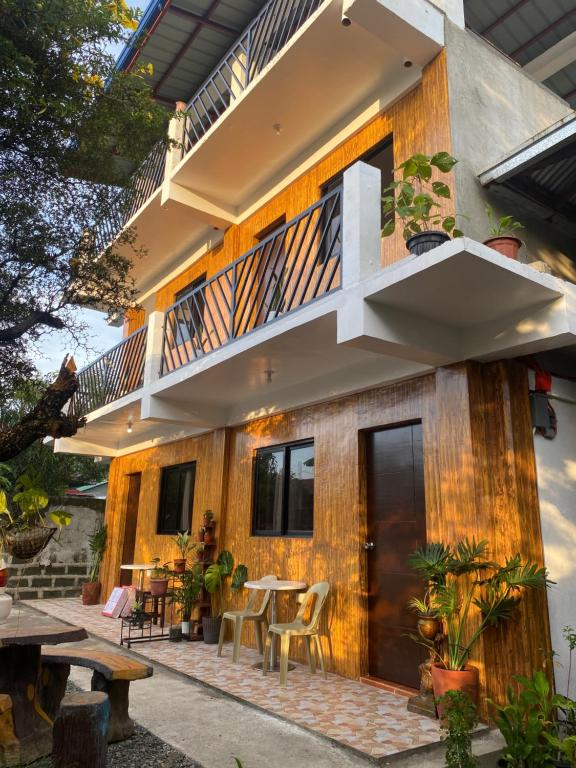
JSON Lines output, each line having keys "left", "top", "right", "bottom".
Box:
{"left": 88, "top": 524, "right": 107, "bottom": 582}
{"left": 409, "top": 539, "right": 549, "bottom": 671}
{"left": 381, "top": 152, "right": 464, "bottom": 241}
{"left": 490, "top": 671, "right": 574, "bottom": 768}
{"left": 564, "top": 626, "right": 576, "bottom": 699}
{"left": 439, "top": 690, "right": 479, "bottom": 768}
{"left": 172, "top": 567, "right": 202, "bottom": 622}
{"left": 203, "top": 510, "right": 215, "bottom": 523}
{"left": 485, "top": 203, "right": 523, "bottom": 238}
{"left": 204, "top": 550, "right": 248, "bottom": 618}
{"left": 0, "top": 469, "right": 72, "bottom": 533}
{"left": 149, "top": 557, "right": 171, "bottom": 580}
{"left": 173, "top": 530, "right": 194, "bottom": 560}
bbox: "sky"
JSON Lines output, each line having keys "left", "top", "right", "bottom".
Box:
{"left": 35, "top": 0, "right": 146, "bottom": 376}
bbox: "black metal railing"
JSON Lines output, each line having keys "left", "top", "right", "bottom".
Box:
{"left": 181, "top": 0, "right": 322, "bottom": 153}
{"left": 95, "top": 140, "right": 167, "bottom": 253}
{"left": 161, "top": 186, "right": 342, "bottom": 375}
{"left": 69, "top": 326, "right": 148, "bottom": 416}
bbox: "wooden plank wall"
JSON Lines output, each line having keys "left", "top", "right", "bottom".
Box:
{"left": 100, "top": 361, "right": 550, "bottom": 707}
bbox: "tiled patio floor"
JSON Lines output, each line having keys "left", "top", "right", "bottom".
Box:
{"left": 24, "top": 598, "right": 440, "bottom": 759}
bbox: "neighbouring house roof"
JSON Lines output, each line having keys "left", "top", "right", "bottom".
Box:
{"left": 478, "top": 114, "right": 576, "bottom": 224}
{"left": 464, "top": 0, "right": 576, "bottom": 109}
{"left": 116, "top": 0, "right": 269, "bottom": 107}
{"left": 65, "top": 482, "right": 108, "bottom": 499}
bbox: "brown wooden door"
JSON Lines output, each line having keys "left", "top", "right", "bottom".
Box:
{"left": 365, "top": 424, "right": 426, "bottom": 688}
{"left": 119, "top": 473, "right": 141, "bottom": 587}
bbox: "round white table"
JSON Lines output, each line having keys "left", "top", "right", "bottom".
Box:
{"left": 120, "top": 563, "right": 156, "bottom": 593}
{"left": 244, "top": 579, "right": 307, "bottom": 671}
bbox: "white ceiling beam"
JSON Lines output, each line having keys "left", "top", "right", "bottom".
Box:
{"left": 524, "top": 31, "right": 576, "bottom": 82}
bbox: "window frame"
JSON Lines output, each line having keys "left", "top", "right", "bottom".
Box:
{"left": 251, "top": 439, "right": 314, "bottom": 538}
{"left": 156, "top": 461, "right": 197, "bottom": 535}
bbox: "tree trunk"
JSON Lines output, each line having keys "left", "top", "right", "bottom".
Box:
{"left": 0, "top": 356, "right": 86, "bottom": 461}
{"left": 53, "top": 691, "right": 109, "bottom": 768}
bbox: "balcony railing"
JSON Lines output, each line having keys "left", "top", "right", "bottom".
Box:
{"left": 69, "top": 325, "right": 148, "bottom": 416}
{"left": 95, "top": 141, "right": 166, "bottom": 253}
{"left": 161, "top": 185, "right": 342, "bottom": 375}
{"left": 181, "top": 0, "right": 322, "bottom": 154}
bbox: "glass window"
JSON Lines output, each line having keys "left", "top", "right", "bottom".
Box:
{"left": 157, "top": 462, "right": 196, "bottom": 534}
{"left": 252, "top": 441, "right": 314, "bottom": 536}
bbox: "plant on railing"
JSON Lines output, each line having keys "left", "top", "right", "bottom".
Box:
{"left": 409, "top": 539, "right": 549, "bottom": 672}
{"left": 381, "top": 152, "right": 464, "bottom": 253}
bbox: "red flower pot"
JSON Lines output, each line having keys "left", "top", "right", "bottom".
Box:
{"left": 483, "top": 236, "right": 522, "bottom": 260}
{"left": 149, "top": 578, "right": 168, "bottom": 597}
{"left": 431, "top": 664, "right": 479, "bottom": 717}
{"left": 81, "top": 581, "right": 101, "bottom": 606}
{"left": 0, "top": 569, "right": 8, "bottom": 589}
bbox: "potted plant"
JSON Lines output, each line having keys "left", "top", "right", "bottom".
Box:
{"left": 195, "top": 542, "right": 206, "bottom": 562}
{"left": 202, "top": 550, "right": 248, "bottom": 644}
{"left": 198, "top": 526, "right": 205, "bottom": 543}
{"left": 439, "top": 690, "right": 479, "bottom": 767}
{"left": 203, "top": 510, "right": 215, "bottom": 527}
{"left": 82, "top": 523, "right": 107, "bottom": 605}
{"left": 129, "top": 600, "right": 148, "bottom": 629}
{"left": 172, "top": 566, "right": 202, "bottom": 637}
{"left": 483, "top": 203, "right": 523, "bottom": 260}
{"left": 381, "top": 152, "right": 463, "bottom": 255}
{"left": 148, "top": 558, "right": 170, "bottom": 596}
{"left": 0, "top": 468, "right": 72, "bottom": 560}
{"left": 409, "top": 539, "right": 548, "bottom": 706}
{"left": 203, "top": 526, "right": 215, "bottom": 545}
{"left": 172, "top": 530, "right": 194, "bottom": 574}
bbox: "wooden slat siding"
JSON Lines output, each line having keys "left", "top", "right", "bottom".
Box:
{"left": 101, "top": 429, "right": 229, "bottom": 600}
{"left": 154, "top": 51, "right": 451, "bottom": 314}
{"left": 123, "top": 309, "right": 146, "bottom": 338}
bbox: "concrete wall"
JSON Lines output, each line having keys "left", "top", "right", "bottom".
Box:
{"left": 534, "top": 378, "right": 576, "bottom": 697}
{"left": 444, "top": 22, "right": 575, "bottom": 280}
{"left": 8, "top": 498, "right": 105, "bottom": 600}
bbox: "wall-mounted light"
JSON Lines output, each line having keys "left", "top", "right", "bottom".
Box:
{"left": 272, "top": 123, "right": 282, "bottom": 135}
{"left": 264, "top": 368, "right": 275, "bottom": 384}
{"left": 127, "top": 417, "right": 133, "bottom": 434}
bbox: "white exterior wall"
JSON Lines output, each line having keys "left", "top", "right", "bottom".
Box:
{"left": 444, "top": 22, "right": 575, "bottom": 280}
{"left": 534, "top": 379, "right": 576, "bottom": 697}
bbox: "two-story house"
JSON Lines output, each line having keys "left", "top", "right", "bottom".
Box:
{"left": 56, "top": 0, "right": 576, "bottom": 704}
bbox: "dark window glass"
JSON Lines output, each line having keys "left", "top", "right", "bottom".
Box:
{"left": 252, "top": 441, "right": 314, "bottom": 536}
{"left": 157, "top": 462, "right": 196, "bottom": 534}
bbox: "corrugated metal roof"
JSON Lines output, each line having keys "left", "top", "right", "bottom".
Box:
{"left": 118, "top": 0, "right": 268, "bottom": 107}
{"left": 464, "top": 0, "right": 576, "bottom": 107}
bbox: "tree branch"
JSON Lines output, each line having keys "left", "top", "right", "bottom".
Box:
{"left": 0, "top": 356, "right": 86, "bottom": 461}
{"left": 0, "top": 311, "right": 65, "bottom": 344}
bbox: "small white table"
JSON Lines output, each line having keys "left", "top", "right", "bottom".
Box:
{"left": 244, "top": 578, "right": 307, "bottom": 671}
{"left": 120, "top": 563, "right": 156, "bottom": 593}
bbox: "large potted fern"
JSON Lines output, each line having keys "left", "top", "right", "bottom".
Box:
{"left": 82, "top": 523, "right": 107, "bottom": 605}
{"left": 409, "top": 539, "right": 549, "bottom": 707}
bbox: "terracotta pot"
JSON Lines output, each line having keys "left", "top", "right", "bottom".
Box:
{"left": 0, "top": 569, "right": 8, "bottom": 589}
{"left": 406, "top": 230, "right": 450, "bottom": 256}
{"left": 204, "top": 531, "right": 214, "bottom": 544}
{"left": 431, "top": 663, "right": 479, "bottom": 716}
{"left": 417, "top": 615, "right": 442, "bottom": 641}
{"left": 198, "top": 528, "right": 205, "bottom": 543}
{"left": 483, "top": 236, "right": 522, "bottom": 260}
{"left": 81, "top": 581, "right": 101, "bottom": 606}
{"left": 202, "top": 616, "right": 222, "bottom": 644}
{"left": 149, "top": 578, "right": 168, "bottom": 597}
{"left": 173, "top": 558, "right": 186, "bottom": 574}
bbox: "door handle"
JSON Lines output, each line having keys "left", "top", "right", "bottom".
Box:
{"left": 364, "top": 541, "right": 375, "bottom": 551}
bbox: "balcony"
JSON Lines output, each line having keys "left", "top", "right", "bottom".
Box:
{"left": 58, "top": 162, "right": 576, "bottom": 458}
{"left": 95, "top": 0, "right": 446, "bottom": 291}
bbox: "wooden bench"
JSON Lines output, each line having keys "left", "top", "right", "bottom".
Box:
{"left": 40, "top": 647, "right": 152, "bottom": 742}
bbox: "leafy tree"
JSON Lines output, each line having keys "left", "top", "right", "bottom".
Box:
{"left": 0, "top": 0, "right": 170, "bottom": 459}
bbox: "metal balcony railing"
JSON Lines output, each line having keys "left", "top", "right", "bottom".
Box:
{"left": 161, "top": 185, "right": 342, "bottom": 375}
{"left": 95, "top": 141, "right": 166, "bottom": 253}
{"left": 69, "top": 325, "right": 148, "bottom": 416}
{"left": 181, "top": 0, "right": 322, "bottom": 153}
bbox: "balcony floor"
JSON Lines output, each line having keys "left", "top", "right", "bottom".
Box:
{"left": 25, "top": 597, "right": 441, "bottom": 760}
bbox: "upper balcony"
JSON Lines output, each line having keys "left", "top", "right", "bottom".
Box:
{"left": 96, "top": 0, "right": 446, "bottom": 292}
{"left": 62, "top": 162, "right": 576, "bottom": 457}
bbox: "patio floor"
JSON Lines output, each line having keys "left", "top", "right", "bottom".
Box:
{"left": 24, "top": 597, "right": 441, "bottom": 760}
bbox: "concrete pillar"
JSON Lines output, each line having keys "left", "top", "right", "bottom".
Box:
{"left": 142, "top": 311, "right": 165, "bottom": 388}
{"left": 163, "top": 100, "right": 187, "bottom": 179}
{"left": 342, "top": 161, "right": 381, "bottom": 287}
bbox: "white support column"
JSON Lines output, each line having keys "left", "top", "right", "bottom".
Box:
{"left": 342, "top": 161, "right": 382, "bottom": 288}
{"left": 142, "top": 311, "right": 165, "bottom": 389}
{"left": 162, "top": 101, "right": 187, "bottom": 197}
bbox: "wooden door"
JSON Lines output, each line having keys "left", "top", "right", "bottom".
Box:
{"left": 119, "top": 473, "right": 141, "bottom": 587}
{"left": 365, "top": 424, "right": 426, "bottom": 688}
